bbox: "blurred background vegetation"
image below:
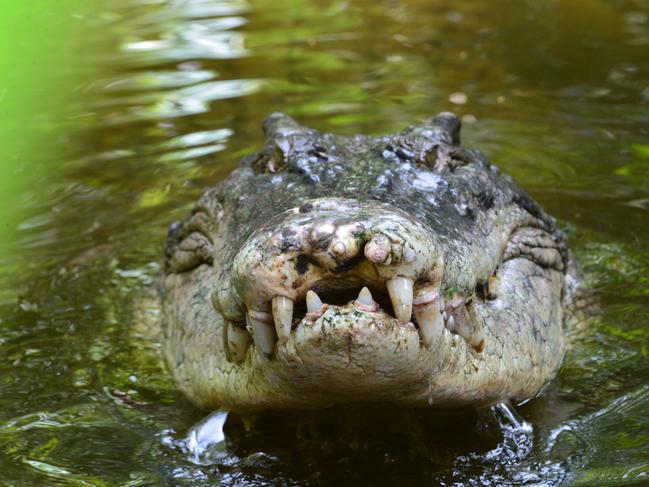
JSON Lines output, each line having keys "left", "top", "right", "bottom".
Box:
{"left": 0, "top": 1, "right": 93, "bottom": 257}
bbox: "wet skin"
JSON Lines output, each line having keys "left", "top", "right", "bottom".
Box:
{"left": 162, "top": 112, "right": 576, "bottom": 412}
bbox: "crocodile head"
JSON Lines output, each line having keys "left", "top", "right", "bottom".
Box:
{"left": 163, "top": 112, "right": 571, "bottom": 412}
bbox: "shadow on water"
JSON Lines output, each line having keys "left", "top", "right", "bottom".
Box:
{"left": 165, "top": 404, "right": 545, "bottom": 486}
{"left": 1, "top": 0, "right": 648, "bottom": 485}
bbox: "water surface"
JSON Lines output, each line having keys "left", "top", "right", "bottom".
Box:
{"left": 1, "top": 0, "right": 648, "bottom": 485}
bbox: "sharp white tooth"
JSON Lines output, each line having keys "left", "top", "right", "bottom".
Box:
{"left": 386, "top": 276, "right": 413, "bottom": 323}
{"left": 454, "top": 316, "right": 485, "bottom": 352}
{"left": 247, "top": 312, "right": 276, "bottom": 359}
{"left": 354, "top": 286, "right": 379, "bottom": 312}
{"left": 404, "top": 246, "right": 416, "bottom": 264}
{"left": 306, "top": 290, "right": 323, "bottom": 314}
{"left": 272, "top": 295, "right": 294, "bottom": 344}
{"left": 414, "top": 303, "right": 443, "bottom": 348}
{"left": 445, "top": 315, "right": 455, "bottom": 332}
{"left": 227, "top": 322, "right": 250, "bottom": 363}
{"left": 357, "top": 287, "right": 374, "bottom": 307}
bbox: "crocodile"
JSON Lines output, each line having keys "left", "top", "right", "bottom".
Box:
{"left": 162, "top": 112, "right": 576, "bottom": 412}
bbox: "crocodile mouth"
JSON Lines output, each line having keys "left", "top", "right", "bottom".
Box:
{"left": 213, "top": 198, "right": 485, "bottom": 364}
{"left": 224, "top": 273, "right": 484, "bottom": 364}
{"left": 293, "top": 283, "right": 395, "bottom": 321}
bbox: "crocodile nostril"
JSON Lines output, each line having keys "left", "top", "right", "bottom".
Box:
{"left": 295, "top": 254, "right": 311, "bottom": 275}
{"left": 312, "top": 223, "right": 366, "bottom": 268}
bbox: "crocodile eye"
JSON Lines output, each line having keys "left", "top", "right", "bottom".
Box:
{"left": 250, "top": 143, "right": 287, "bottom": 174}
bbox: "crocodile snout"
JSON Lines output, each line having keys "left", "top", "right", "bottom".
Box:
{"left": 210, "top": 198, "right": 450, "bottom": 364}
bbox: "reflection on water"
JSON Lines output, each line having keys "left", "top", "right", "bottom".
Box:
{"left": 1, "top": 0, "right": 648, "bottom": 485}
{"left": 545, "top": 386, "right": 649, "bottom": 485}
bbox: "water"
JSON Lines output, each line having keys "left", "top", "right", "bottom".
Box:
{"left": 1, "top": 0, "right": 648, "bottom": 484}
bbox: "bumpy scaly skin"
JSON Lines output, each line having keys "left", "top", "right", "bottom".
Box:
{"left": 163, "top": 112, "right": 572, "bottom": 412}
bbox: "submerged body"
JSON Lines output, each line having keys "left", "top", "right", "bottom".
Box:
{"left": 163, "top": 113, "right": 574, "bottom": 412}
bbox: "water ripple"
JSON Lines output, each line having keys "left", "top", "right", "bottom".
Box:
{"left": 98, "top": 78, "right": 264, "bottom": 124}
{"left": 97, "top": 70, "right": 216, "bottom": 91}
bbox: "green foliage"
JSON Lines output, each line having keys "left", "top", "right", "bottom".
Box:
{"left": 614, "top": 144, "right": 649, "bottom": 191}
{"left": 0, "top": 1, "right": 96, "bottom": 256}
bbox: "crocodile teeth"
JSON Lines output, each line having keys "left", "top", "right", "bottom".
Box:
{"left": 414, "top": 303, "right": 443, "bottom": 348}
{"left": 227, "top": 322, "right": 250, "bottom": 363}
{"left": 272, "top": 295, "right": 294, "bottom": 344}
{"left": 453, "top": 314, "right": 485, "bottom": 352}
{"left": 403, "top": 246, "right": 416, "bottom": 264}
{"left": 246, "top": 312, "right": 275, "bottom": 359}
{"left": 386, "top": 276, "right": 413, "bottom": 323}
{"left": 354, "top": 286, "right": 379, "bottom": 312}
{"left": 445, "top": 315, "right": 455, "bottom": 333}
{"left": 306, "top": 290, "right": 323, "bottom": 313}
{"left": 413, "top": 286, "right": 441, "bottom": 347}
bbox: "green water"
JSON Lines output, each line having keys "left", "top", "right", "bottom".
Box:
{"left": 1, "top": 0, "right": 648, "bottom": 485}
